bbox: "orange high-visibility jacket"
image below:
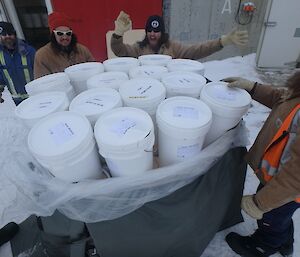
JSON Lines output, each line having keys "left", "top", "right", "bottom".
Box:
{"left": 259, "top": 103, "right": 300, "bottom": 203}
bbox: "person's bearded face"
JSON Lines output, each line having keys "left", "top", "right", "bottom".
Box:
{"left": 0, "top": 34, "right": 16, "bottom": 50}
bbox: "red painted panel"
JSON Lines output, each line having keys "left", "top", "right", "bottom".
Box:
{"left": 51, "top": 0, "right": 162, "bottom": 61}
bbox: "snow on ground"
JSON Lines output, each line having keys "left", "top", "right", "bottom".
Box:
{"left": 0, "top": 54, "right": 299, "bottom": 257}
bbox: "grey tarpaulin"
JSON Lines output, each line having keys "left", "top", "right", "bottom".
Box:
{"left": 11, "top": 146, "right": 247, "bottom": 257}
{"left": 86, "top": 147, "right": 247, "bottom": 257}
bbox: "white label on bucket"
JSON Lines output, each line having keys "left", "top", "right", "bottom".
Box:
{"left": 111, "top": 118, "right": 137, "bottom": 135}
{"left": 215, "top": 91, "right": 237, "bottom": 101}
{"left": 173, "top": 106, "right": 199, "bottom": 119}
{"left": 85, "top": 97, "right": 104, "bottom": 107}
{"left": 48, "top": 122, "right": 75, "bottom": 145}
{"left": 177, "top": 144, "right": 200, "bottom": 159}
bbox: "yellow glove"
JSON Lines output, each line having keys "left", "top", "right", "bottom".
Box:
{"left": 114, "top": 11, "right": 132, "bottom": 36}
{"left": 241, "top": 195, "right": 265, "bottom": 220}
{"left": 222, "top": 77, "right": 255, "bottom": 92}
{"left": 221, "top": 29, "right": 248, "bottom": 47}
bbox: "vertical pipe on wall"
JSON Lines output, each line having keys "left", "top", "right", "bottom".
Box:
{"left": 45, "top": 0, "right": 53, "bottom": 14}
{"left": 2, "top": 0, "right": 24, "bottom": 39}
{"left": 0, "top": 1, "right": 8, "bottom": 21}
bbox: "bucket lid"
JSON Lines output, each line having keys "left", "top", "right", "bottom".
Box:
{"left": 200, "top": 81, "right": 251, "bottom": 112}
{"left": 15, "top": 91, "right": 69, "bottom": 120}
{"left": 103, "top": 57, "right": 139, "bottom": 72}
{"left": 86, "top": 71, "right": 129, "bottom": 90}
{"left": 129, "top": 65, "right": 168, "bottom": 80}
{"left": 25, "top": 72, "right": 70, "bottom": 94}
{"left": 94, "top": 107, "right": 154, "bottom": 154}
{"left": 138, "top": 54, "right": 172, "bottom": 66}
{"left": 64, "top": 62, "right": 104, "bottom": 81}
{"left": 119, "top": 78, "right": 166, "bottom": 109}
{"left": 167, "top": 59, "right": 205, "bottom": 74}
{"left": 69, "top": 88, "right": 122, "bottom": 117}
{"left": 161, "top": 71, "right": 206, "bottom": 94}
{"left": 28, "top": 111, "right": 93, "bottom": 159}
{"left": 156, "top": 96, "right": 212, "bottom": 133}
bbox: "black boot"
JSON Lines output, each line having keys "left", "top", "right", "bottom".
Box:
{"left": 225, "top": 232, "right": 279, "bottom": 257}
{"left": 0, "top": 222, "right": 19, "bottom": 246}
{"left": 278, "top": 223, "right": 294, "bottom": 257}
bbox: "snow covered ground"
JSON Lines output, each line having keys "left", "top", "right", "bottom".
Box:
{"left": 0, "top": 54, "right": 299, "bottom": 257}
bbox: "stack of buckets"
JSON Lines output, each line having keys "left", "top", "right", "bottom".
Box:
{"left": 25, "top": 72, "right": 76, "bottom": 101}
{"left": 64, "top": 62, "right": 104, "bottom": 94}
{"left": 21, "top": 57, "right": 251, "bottom": 182}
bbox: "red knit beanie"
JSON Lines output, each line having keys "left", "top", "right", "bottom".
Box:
{"left": 48, "top": 12, "right": 72, "bottom": 31}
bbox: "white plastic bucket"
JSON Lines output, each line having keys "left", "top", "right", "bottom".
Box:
{"left": 118, "top": 78, "right": 166, "bottom": 122}
{"left": 138, "top": 54, "right": 172, "bottom": 66}
{"left": 28, "top": 111, "right": 103, "bottom": 182}
{"left": 69, "top": 88, "right": 123, "bottom": 127}
{"left": 94, "top": 107, "right": 154, "bottom": 177}
{"left": 15, "top": 91, "right": 69, "bottom": 128}
{"left": 161, "top": 71, "right": 207, "bottom": 98}
{"left": 167, "top": 59, "right": 205, "bottom": 75}
{"left": 64, "top": 62, "right": 104, "bottom": 94}
{"left": 103, "top": 57, "right": 139, "bottom": 74}
{"left": 200, "top": 81, "right": 251, "bottom": 146}
{"left": 156, "top": 96, "right": 212, "bottom": 166}
{"left": 25, "top": 72, "right": 76, "bottom": 101}
{"left": 129, "top": 65, "right": 168, "bottom": 80}
{"left": 86, "top": 71, "right": 129, "bottom": 91}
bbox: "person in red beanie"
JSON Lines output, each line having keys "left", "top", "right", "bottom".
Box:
{"left": 34, "top": 11, "right": 94, "bottom": 78}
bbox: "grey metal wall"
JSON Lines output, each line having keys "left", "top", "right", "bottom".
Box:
{"left": 163, "top": 0, "right": 268, "bottom": 61}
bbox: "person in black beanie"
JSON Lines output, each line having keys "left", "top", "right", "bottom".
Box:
{"left": 111, "top": 11, "right": 248, "bottom": 59}
{"left": 0, "top": 21, "right": 35, "bottom": 105}
{"left": 0, "top": 222, "right": 19, "bottom": 247}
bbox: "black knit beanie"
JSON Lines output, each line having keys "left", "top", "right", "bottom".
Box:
{"left": 145, "top": 15, "right": 165, "bottom": 33}
{"left": 0, "top": 22, "right": 16, "bottom": 36}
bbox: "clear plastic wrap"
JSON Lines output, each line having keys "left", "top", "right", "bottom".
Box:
{"left": 0, "top": 112, "right": 248, "bottom": 227}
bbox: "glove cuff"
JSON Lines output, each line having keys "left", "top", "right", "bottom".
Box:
{"left": 249, "top": 82, "right": 258, "bottom": 96}
{"left": 242, "top": 195, "right": 265, "bottom": 219}
{"left": 114, "top": 29, "right": 125, "bottom": 37}
{"left": 220, "top": 35, "right": 231, "bottom": 47}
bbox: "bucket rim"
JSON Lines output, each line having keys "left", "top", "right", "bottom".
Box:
{"left": 156, "top": 96, "right": 212, "bottom": 134}
{"left": 69, "top": 88, "right": 122, "bottom": 116}
{"left": 28, "top": 111, "right": 94, "bottom": 159}
{"left": 94, "top": 107, "right": 155, "bottom": 153}
{"left": 119, "top": 78, "right": 166, "bottom": 106}
{"left": 200, "top": 81, "right": 252, "bottom": 111}
{"left": 15, "top": 91, "right": 69, "bottom": 120}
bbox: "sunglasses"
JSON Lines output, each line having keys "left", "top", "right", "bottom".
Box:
{"left": 53, "top": 30, "right": 73, "bottom": 37}
{"left": 146, "top": 29, "right": 161, "bottom": 33}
